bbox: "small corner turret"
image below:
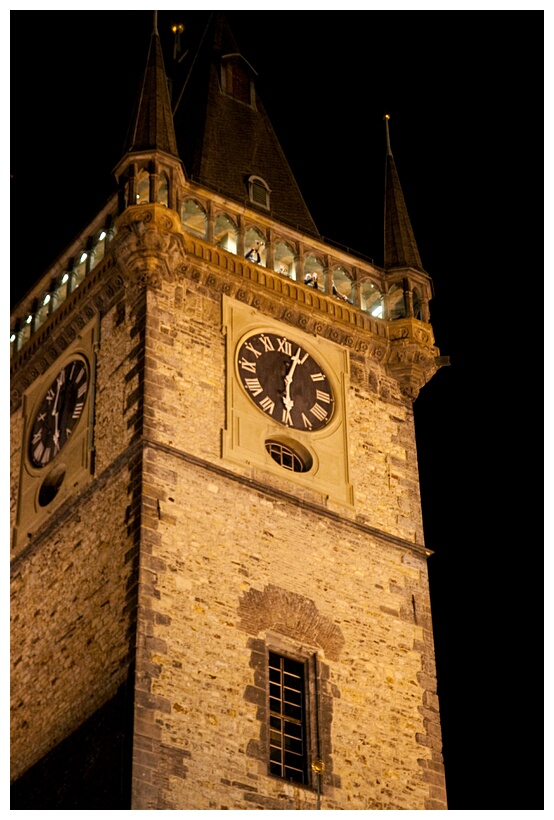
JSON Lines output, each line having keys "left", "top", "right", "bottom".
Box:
{"left": 113, "top": 11, "right": 187, "bottom": 215}
{"left": 383, "top": 115, "right": 448, "bottom": 400}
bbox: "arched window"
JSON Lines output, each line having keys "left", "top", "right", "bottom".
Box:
{"left": 54, "top": 273, "right": 70, "bottom": 309}
{"left": 73, "top": 251, "right": 88, "bottom": 288}
{"left": 274, "top": 240, "right": 296, "bottom": 278}
{"left": 388, "top": 283, "right": 406, "bottom": 320}
{"left": 248, "top": 175, "right": 270, "bottom": 210}
{"left": 136, "top": 169, "right": 150, "bottom": 204}
{"left": 158, "top": 172, "right": 169, "bottom": 207}
{"left": 34, "top": 293, "right": 52, "bottom": 331}
{"left": 332, "top": 267, "right": 353, "bottom": 303}
{"left": 303, "top": 255, "right": 324, "bottom": 290}
{"left": 244, "top": 227, "right": 266, "bottom": 266}
{"left": 214, "top": 213, "right": 237, "bottom": 254}
{"left": 360, "top": 280, "right": 383, "bottom": 317}
{"left": 412, "top": 287, "right": 422, "bottom": 320}
{"left": 92, "top": 230, "right": 107, "bottom": 269}
{"left": 181, "top": 199, "right": 207, "bottom": 238}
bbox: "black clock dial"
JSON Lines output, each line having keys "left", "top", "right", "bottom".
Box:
{"left": 28, "top": 358, "right": 89, "bottom": 468}
{"left": 236, "top": 332, "right": 334, "bottom": 431}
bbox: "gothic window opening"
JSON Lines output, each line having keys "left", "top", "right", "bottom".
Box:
{"left": 73, "top": 252, "right": 88, "bottom": 288}
{"left": 360, "top": 280, "right": 383, "bottom": 317}
{"left": 332, "top": 267, "right": 353, "bottom": 303}
{"left": 244, "top": 226, "right": 266, "bottom": 266}
{"left": 388, "top": 282, "right": 407, "bottom": 320}
{"left": 214, "top": 213, "right": 237, "bottom": 254}
{"left": 181, "top": 199, "right": 207, "bottom": 238}
{"left": 136, "top": 170, "right": 150, "bottom": 204}
{"left": 303, "top": 256, "right": 324, "bottom": 291}
{"left": 268, "top": 652, "right": 308, "bottom": 784}
{"left": 158, "top": 172, "right": 169, "bottom": 207}
{"left": 413, "top": 287, "right": 422, "bottom": 320}
{"left": 274, "top": 240, "right": 296, "bottom": 278}
{"left": 93, "top": 231, "right": 106, "bottom": 268}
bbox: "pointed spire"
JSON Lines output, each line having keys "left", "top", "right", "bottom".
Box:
{"left": 384, "top": 115, "right": 423, "bottom": 271}
{"left": 126, "top": 14, "right": 179, "bottom": 157}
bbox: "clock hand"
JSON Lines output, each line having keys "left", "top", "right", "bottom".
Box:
{"left": 51, "top": 375, "right": 63, "bottom": 450}
{"left": 282, "top": 347, "right": 309, "bottom": 407}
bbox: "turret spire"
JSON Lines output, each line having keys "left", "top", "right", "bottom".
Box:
{"left": 383, "top": 115, "right": 423, "bottom": 271}
{"left": 126, "top": 17, "right": 178, "bottom": 157}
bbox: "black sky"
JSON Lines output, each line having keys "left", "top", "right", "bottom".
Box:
{"left": 11, "top": 10, "right": 544, "bottom": 810}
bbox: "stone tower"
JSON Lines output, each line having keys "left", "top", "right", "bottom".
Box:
{"left": 11, "top": 13, "right": 448, "bottom": 810}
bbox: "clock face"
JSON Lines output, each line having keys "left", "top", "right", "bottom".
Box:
{"left": 28, "top": 358, "right": 89, "bottom": 468}
{"left": 236, "top": 332, "right": 334, "bottom": 431}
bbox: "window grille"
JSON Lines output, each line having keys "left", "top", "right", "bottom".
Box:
{"left": 268, "top": 652, "right": 308, "bottom": 784}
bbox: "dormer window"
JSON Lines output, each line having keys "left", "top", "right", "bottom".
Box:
{"left": 248, "top": 175, "right": 270, "bottom": 210}
{"left": 221, "top": 54, "right": 256, "bottom": 106}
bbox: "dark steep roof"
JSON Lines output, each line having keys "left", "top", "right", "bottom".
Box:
{"left": 384, "top": 116, "right": 423, "bottom": 271}
{"left": 171, "top": 13, "right": 320, "bottom": 237}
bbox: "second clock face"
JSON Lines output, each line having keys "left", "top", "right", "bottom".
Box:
{"left": 28, "top": 357, "right": 89, "bottom": 468}
{"left": 236, "top": 332, "right": 334, "bottom": 431}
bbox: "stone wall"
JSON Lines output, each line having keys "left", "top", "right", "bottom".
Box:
{"left": 10, "top": 466, "right": 136, "bottom": 781}
{"left": 131, "top": 448, "right": 444, "bottom": 809}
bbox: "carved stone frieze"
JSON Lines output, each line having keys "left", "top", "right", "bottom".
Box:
{"left": 383, "top": 319, "right": 441, "bottom": 400}
{"left": 112, "top": 203, "right": 188, "bottom": 291}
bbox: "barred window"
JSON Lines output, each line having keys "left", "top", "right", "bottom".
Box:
{"left": 268, "top": 652, "right": 308, "bottom": 784}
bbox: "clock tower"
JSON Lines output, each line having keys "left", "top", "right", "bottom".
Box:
{"left": 11, "top": 13, "right": 448, "bottom": 810}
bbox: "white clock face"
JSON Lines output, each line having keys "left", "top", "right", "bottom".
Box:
{"left": 236, "top": 332, "right": 334, "bottom": 431}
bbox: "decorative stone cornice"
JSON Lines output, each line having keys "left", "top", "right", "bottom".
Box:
{"left": 10, "top": 258, "right": 125, "bottom": 414}
{"left": 180, "top": 237, "right": 440, "bottom": 399}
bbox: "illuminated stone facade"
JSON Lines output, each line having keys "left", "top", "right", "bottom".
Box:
{"left": 10, "top": 15, "right": 447, "bottom": 810}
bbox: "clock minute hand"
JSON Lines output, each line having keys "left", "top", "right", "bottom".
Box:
{"left": 51, "top": 376, "right": 63, "bottom": 450}
{"left": 282, "top": 347, "right": 309, "bottom": 410}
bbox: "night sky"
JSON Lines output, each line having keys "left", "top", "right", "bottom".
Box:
{"left": 11, "top": 9, "right": 544, "bottom": 810}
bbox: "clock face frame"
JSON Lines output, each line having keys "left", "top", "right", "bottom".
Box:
{"left": 28, "top": 357, "right": 90, "bottom": 469}
{"left": 236, "top": 331, "right": 335, "bottom": 431}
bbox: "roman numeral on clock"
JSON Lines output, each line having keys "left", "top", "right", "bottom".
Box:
{"left": 259, "top": 396, "right": 275, "bottom": 415}
{"left": 239, "top": 357, "right": 257, "bottom": 373}
{"left": 258, "top": 334, "right": 275, "bottom": 352}
{"left": 244, "top": 378, "right": 263, "bottom": 396}
{"left": 310, "top": 403, "right": 328, "bottom": 421}
{"left": 277, "top": 338, "right": 292, "bottom": 356}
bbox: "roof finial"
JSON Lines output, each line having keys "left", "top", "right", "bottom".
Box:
{"left": 153, "top": 10, "right": 158, "bottom": 35}
{"left": 384, "top": 113, "right": 392, "bottom": 157}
